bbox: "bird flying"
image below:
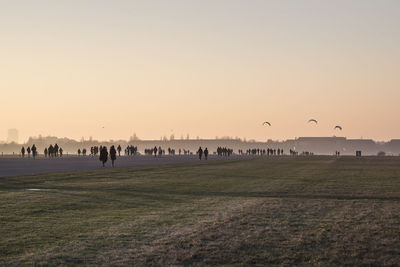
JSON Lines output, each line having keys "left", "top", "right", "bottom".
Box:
{"left": 308, "top": 119, "right": 318, "bottom": 124}
{"left": 334, "top": 125, "right": 342, "bottom": 130}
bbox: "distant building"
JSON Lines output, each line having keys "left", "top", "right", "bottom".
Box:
{"left": 7, "top": 129, "right": 19, "bottom": 143}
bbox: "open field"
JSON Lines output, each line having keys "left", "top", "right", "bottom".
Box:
{"left": 1, "top": 156, "right": 399, "bottom": 265}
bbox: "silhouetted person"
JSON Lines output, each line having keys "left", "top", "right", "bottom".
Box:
{"left": 117, "top": 145, "right": 122, "bottom": 156}
{"left": 204, "top": 147, "right": 208, "bottom": 160}
{"left": 44, "top": 148, "right": 48, "bottom": 157}
{"left": 27, "top": 146, "right": 31, "bottom": 157}
{"left": 110, "top": 145, "right": 117, "bottom": 167}
{"left": 48, "top": 145, "right": 54, "bottom": 157}
{"left": 21, "top": 147, "right": 25, "bottom": 157}
{"left": 59, "top": 147, "right": 63, "bottom": 157}
{"left": 78, "top": 149, "right": 81, "bottom": 156}
{"left": 54, "top": 143, "right": 59, "bottom": 157}
{"left": 99, "top": 146, "right": 108, "bottom": 167}
{"left": 153, "top": 146, "right": 158, "bottom": 157}
{"left": 31, "top": 144, "right": 37, "bottom": 158}
{"left": 198, "top": 147, "right": 203, "bottom": 160}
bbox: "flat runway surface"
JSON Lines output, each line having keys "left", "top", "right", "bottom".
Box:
{"left": 0, "top": 155, "right": 239, "bottom": 178}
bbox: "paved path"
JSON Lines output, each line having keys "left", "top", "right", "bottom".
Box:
{"left": 0, "top": 155, "right": 242, "bottom": 178}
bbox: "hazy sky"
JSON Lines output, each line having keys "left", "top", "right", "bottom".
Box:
{"left": 1, "top": 0, "right": 400, "bottom": 142}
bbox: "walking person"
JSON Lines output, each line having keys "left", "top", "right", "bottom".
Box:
{"left": 198, "top": 147, "right": 203, "bottom": 160}
{"left": 99, "top": 146, "right": 108, "bottom": 167}
{"left": 31, "top": 144, "right": 37, "bottom": 158}
{"left": 54, "top": 144, "right": 59, "bottom": 157}
{"left": 110, "top": 145, "right": 117, "bottom": 167}
{"left": 48, "top": 145, "right": 54, "bottom": 157}
{"left": 204, "top": 147, "right": 209, "bottom": 160}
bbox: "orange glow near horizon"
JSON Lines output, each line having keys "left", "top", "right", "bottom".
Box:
{"left": 1, "top": 1, "right": 400, "bottom": 142}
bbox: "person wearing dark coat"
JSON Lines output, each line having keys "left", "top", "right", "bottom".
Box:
{"left": 54, "top": 144, "right": 59, "bottom": 157}
{"left": 31, "top": 144, "right": 37, "bottom": 158}
{"left": 21, "top": 147, "right": 25, "bottom": 157}
{"left": 204, "top": 147, "right": 209, "bottom": 160}
{"left": 110, "top": 145, "right": 117, "bottom": 167}
{"left": 99, "top": 146, "right": 108, "bottom": 167}
{"left": 48, "top": 145, "right": 54, "bottom": 157}
{"left": 198, "top": 147, "right": 203, "bottom": 160}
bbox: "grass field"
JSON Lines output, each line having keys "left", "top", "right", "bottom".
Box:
{"left": 1, "top": 156, "right": 399, "bottom": 266}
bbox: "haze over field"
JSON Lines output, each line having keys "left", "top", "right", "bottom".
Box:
{"left": 2, "top": 3, "right": 400, "bottom": 264}
{"left": 1, "top": 0, "right": 400, "bottom": 142}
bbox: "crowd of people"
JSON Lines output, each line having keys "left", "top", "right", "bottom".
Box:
{"left": 17, "top": 143, "right": 314, "bottom": 168}
{"left": 21, "top": 144, "right": 65, "bottom": 158}
{"left": 143, "top": 147, "right": 193, "bottom": 156}
{"left": 239, "top": 148, "right": 284, "bottom": 156}
{"left": 125, "top": 145, "right": 137, "bottom": 156}
{"left": 44, "top": 144, "right": 64, "bottom": 157}
{"left": 216, "top": 147, "right": 234, "bottom": 157}
{"left": 144, "top": 146, "right": 163, "bottom": 157}
{"left": 288, "top": 149, "right": 315, "bottom": 156}
{"left": 20, "top": 145, "right": 38, "bottom": 158}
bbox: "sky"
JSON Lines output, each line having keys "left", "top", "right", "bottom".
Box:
{"left": 1, "top": 0, "right": 400, "bottom": 142}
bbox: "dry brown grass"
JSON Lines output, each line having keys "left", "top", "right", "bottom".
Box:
{"left": 0, "top": 156, "right": 399, "bottom": 265}
{"left": 98, "top": 198, "right": 399, "bottom": 266}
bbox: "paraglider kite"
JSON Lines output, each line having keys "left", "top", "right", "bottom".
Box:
{"left": 263, "top": 121, "right": 271, "bottom": 126}
{"left": 334, "top": 125, "right": 342, "bottom": 131}
{"left": 308, "top": 119, "right": 318, "bottom": 124}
